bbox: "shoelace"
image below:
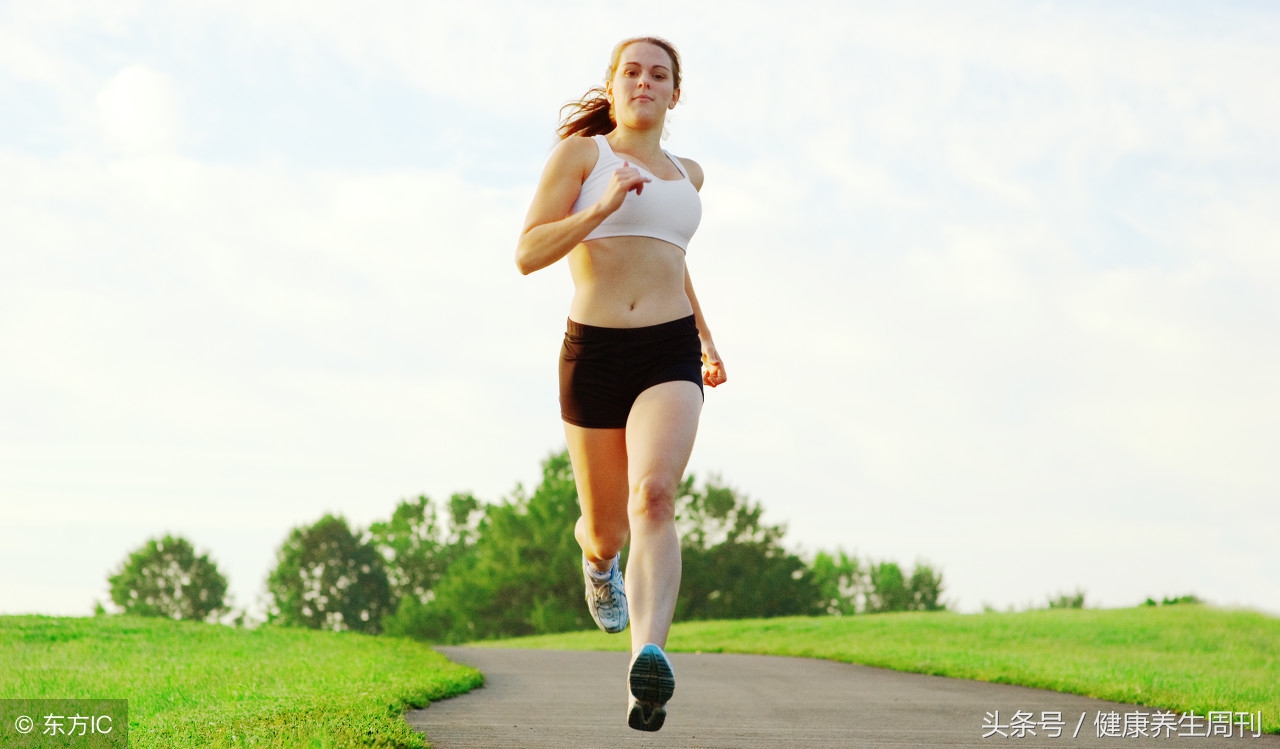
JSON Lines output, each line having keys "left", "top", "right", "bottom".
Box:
{"left": 590, "top": 577, "right": 620, "bottom": 601}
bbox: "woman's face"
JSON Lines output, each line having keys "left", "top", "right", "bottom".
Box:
{"left": 608, "top": 42, "right": 679, "bottom": 128}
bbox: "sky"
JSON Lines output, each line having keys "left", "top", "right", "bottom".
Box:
{"left": 2, "top": 0, "right": 1278, "bottom": 620}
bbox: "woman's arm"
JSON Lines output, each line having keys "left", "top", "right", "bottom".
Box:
{"left": 515, "top": 137, "right": 651, "bottom": 275}
{"left": 677, "top": 157, "right": 723, "bottom": 386}
{"left": 684, "top": 266, "right": 726, "bottom": 387}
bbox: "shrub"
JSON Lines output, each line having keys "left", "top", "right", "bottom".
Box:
{"left": 1048, "top": 589, "right": 1086, "bottom": 609}
{"left": 1143, "top": 594, "right": 1203, "bottom": 607}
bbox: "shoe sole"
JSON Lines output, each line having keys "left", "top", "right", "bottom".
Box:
{"left": 628, "top": 646, "right": 675, "bottom": 732}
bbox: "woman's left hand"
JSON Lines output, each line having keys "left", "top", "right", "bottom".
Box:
{"left": 701, "top": 342, "right": 727, "bottom": 388}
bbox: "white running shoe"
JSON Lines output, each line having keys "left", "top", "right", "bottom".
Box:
{"left": 583, "top": 555, "right": 628, "bottom": 634}
{"left": 627, "top": 643, "right": 675, "bottom": 732}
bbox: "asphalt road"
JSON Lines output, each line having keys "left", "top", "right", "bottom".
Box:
{"left": 406, "top": 647, "right": 1277, "bottom": 748}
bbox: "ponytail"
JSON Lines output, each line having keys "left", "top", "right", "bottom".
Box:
{"left": 557, "top": 87, "right": 615, "bottom": 139}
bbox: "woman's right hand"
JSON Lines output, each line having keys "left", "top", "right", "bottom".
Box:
{"left": 517, "top": 137, "right": 609, "bottom": 275}
{"left": 517, "top": 142, "right": 648, "bottom": 276}
{"left": 597, "top": 161, "right": 650, "bottom": 215}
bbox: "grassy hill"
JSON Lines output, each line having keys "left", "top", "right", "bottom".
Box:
{"left": 0, "top": 614, "right": 482, "bottom": 748}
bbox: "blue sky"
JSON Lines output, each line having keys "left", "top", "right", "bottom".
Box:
{"left": 3, "top": 0, "right": 1278, "bottom": 619}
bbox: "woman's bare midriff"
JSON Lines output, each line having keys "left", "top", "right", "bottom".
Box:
{"left": 566, "top": 236, "right": 692, "bottom": 328}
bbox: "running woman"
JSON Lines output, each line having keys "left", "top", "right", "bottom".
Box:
{"left": 515, "top": 36, "right": 726, "bottom": 731}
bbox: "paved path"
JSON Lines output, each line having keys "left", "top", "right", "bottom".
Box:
{"left": 406, "top": 648, "right": 1276, "bottom": 748}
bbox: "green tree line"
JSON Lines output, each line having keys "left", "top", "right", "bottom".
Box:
{"left": 104, "top": 450, "right": 946, "bottom": 640}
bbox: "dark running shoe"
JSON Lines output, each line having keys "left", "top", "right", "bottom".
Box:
{"left": 627, "top": 643, "right": 675, "bottom": 732}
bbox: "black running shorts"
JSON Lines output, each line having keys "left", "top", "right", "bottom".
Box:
{"left": 559, "top": 315, "right": 704, "bottom": 429}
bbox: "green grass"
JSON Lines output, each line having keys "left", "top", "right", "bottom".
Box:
{"left": 484, "top": 605, "right": 1280, "bottom": 733}
{"left": 0, "top": 615, "right": 482, "bottom": 748}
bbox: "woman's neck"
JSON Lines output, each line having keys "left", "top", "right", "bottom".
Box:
{"left": 607, "top": 125, "right": 664, "bottom": 161}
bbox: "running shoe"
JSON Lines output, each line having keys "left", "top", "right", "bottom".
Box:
{"left": 627, "top": 643, "right": 675, "bottom": 732}
{"left": 583, "top": 555, "right": 628, "bottom": 634}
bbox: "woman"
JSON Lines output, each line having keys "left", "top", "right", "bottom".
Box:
{"left": 515, "top": 36, "right": 726, "bottom": 732}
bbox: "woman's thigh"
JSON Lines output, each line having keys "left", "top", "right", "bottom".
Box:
{"left": 625, "top": 380, "right": 704, "bottom": 499}
{"left": 564, "top": 423, "right": 629, "bottom": 530}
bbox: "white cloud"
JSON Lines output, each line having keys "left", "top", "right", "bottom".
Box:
{"left": 0, "top": 26, "right": 71, "bottom": 87}
{"left": 2, "top": 1, "right": 1278, "bottom": 617}
{"left": 95, "top": 64, "right": 179, "bottom": 153}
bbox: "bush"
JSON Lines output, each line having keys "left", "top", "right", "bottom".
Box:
{"left": 1048, "top": 589, "right": 1087, "bottom": 609}
{"left": 1143, "top": 594, "right": 1202, "bottom": 607}
{"left": 107, "top": 535, "right": 228, "bottom": 621}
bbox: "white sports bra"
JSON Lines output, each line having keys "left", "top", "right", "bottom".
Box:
{"left": 570, "top": 134, "right": 702, "bottom": 251}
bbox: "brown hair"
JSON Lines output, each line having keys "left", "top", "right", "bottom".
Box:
{"left": 557, "top": 37, "right": 682, "bottom": 140}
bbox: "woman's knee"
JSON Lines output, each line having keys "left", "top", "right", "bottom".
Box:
{"left": 578, "top": 515, "right": 628, "bottom": 559}
{"left": 628, "top": 476, "right": 678, "bottom": 525}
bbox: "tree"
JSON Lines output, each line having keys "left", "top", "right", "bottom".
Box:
{"left": 810, "top": 550, "right": 864, "bottom": 616}
{"left": 397, "top": 454, "right": 831, "bottom": 641}
{"left": 811, "top": 552, "right": 945, "bottom": 614}
{"left": 367, "top": 492, "right": 480, "bottom": 605}
{"left": 384, "top": 448, "right": 953, "bottom": 641}
{"left": 675, "top": 476, "right": 820, "bottom": 621}
{"left": 392, "top": 451, "right": 588, "bottom": 643}
{"left": 265, "top": 514, "right": 391, "bottom": 634}
{"left": 907, "top": 562, "right": 945, "bottom": 611}
{"left": 866, "top": 560, "right": 945, "bottom": 613}
{"left": 368, "top": 495, "right": 445, "bottom": 607}
{"left": 867, "top": 561, "right": 912, "bottom": 613}
{"left": 374, "top": 492, "right": 484, "bottom": 638}
{"left": 107, "top": 535, "right": 227, "bottom": 621}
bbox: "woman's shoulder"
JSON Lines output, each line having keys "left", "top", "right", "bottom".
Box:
{"left": 676, "top": 156, "right": 704, "bottom": 191}
{"left": 548, "top": 135, "right": 602, "bottom": 173}
{"left": 542, "top": 135, "right": 603, "bottom": 183}
{"left": 554, "top": 134, "right": 603, "bottom": 159}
